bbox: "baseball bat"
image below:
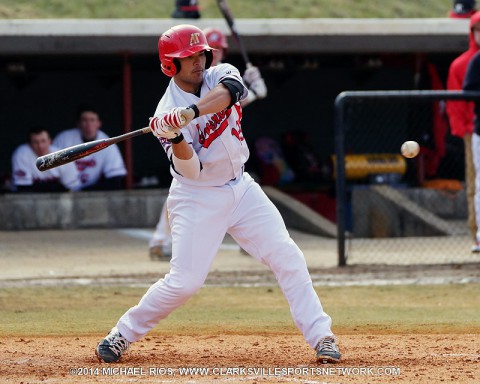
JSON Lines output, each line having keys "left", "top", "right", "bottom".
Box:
{"left": 36, "top": 126, "right": 151, "bottom": 172}
{"left": 216, "top": 0, "right": 252, "bottom": 67}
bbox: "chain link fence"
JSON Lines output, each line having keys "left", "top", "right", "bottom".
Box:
{"left": 334, "top": 91, "right": 480, "bottom": 266}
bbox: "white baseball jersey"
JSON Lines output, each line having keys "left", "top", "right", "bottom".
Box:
{"left": 53, "top": 128, "right": 127, "bottom": 188}
{"left": 11, "top": 143, "right": 81, "bottom": 191}
{"left": 154, "top": 63, "right": 249, "bottom": 187}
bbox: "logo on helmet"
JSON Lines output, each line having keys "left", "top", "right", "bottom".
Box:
{"left": 190, "top": 32, "right": 200, "bottom": 46}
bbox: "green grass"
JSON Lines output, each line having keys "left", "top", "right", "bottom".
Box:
{"left": 0, "top": 284, "right": 478, "bottom": 337}
{"left": 0, "top": 0, "right": 455, "bottom": 19}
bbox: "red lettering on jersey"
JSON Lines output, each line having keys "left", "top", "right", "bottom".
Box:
{"left": 230, "top": 104, "right": 244, "bottom": 142}
{"left": 197, "top": 108, "right": 232, "bottom": 148}
{"left": 14, "top": 170, "right": 26, "bottom": 177}
{"left": 196, "top": 106, "right": 244, "bottom": 148}
{"left": 158, "top": 137, "right": 172, "bottom": 152}
{"left": 75, "top": 159, "right": 96, "bottom": 171}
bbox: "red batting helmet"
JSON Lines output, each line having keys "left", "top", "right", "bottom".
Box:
{"left": 204, "top": 27, "right": 228, "bottom": 50}
{"left": 158, "top": 24, "right": 213, "bottom": 77}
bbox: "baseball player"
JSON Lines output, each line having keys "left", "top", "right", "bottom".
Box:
{"left": 53, "top": 107, "right": 127, "bottom": 190}
{"left": 149, "top": 26, "right": 267, "bottom": 260}
{"left": 447, "top": 11, "right": 480, "bottom": 251}
{"left": 11, "top": 126, "right": 81, "bottom": 192}
{"left": 95, "top": 24, "right": 340, "bottom": 364}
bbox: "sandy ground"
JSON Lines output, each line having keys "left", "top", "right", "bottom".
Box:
{"left": 0, "top": 229, "right": 479, "bottom": 383}
{"left": 1, "top": 334, "right": 478, "bottom": 383}
{"left": 1, "top": 229, "right": 479, "bottom": 287}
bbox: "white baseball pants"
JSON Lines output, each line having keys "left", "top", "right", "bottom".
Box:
{"left": 149, "top": 200, "right": 171, "bottom": 249}
{"left": 117, "top": 172, "right": 334, "bottom": 349}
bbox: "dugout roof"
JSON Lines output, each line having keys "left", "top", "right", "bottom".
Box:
{"left": 0, "top": 18, "right": 472, "bottom": 54}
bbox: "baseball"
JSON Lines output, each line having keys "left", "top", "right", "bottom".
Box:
{"left": 401, "top": 141, "right": 420, "bottom": 158}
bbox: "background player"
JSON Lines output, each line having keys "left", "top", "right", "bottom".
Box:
{"left": 96, "top": 24, "right": 340, "bottom": 364}
{"left": 149, "top": 26, "right": 267, "bottom": 260}
{"left": 463, "top": 35, "right": 480, "bottom": 253}
{"left": 447, "top": 10, "right": 480, "bottom": 251}
{"left": 11, "top": 126, "right": 81, "bottom": 192}
{"left": 53, "top": 106, "right": 127, "bottom": 191}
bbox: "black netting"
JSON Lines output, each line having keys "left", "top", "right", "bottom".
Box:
{"left": 335, "top": 91, "right": 480, "bottom": 265}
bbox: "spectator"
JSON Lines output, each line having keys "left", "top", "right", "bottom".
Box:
{"left": 447, "top": 11, "right": 480, "bottom": 248}
{"left": 11, "top": 126, "right": 81, "bottom": 192}
{"left": 149, "top": 27, "right": 267, "bottom": 261}
{"left": 449, "top": 0, "right": 477, "bottom": 18}
{"left": 463, "top": 41, "right": 480, "bottom": 252}
{"left": 171, "top": 0, "right": 201, "bottom": 19}
{"left": 282, "top": 130, "right": 323, "bottom": 183}
{"left": 53, "top": 106, "right": 127, "bottom": 191}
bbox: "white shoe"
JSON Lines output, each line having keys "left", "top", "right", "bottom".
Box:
{"left": 95, "top": 327, "right": 130, "bottom": 363}
{"left": 315, "top": 337, "right": 341, "bottom": 363}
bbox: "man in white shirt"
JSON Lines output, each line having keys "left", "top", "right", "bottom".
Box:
{"left": 12, "top": 126, "right": 81, "bottom": 192}
{"left": 53, "top": 107, "right": 127, "bottom": 190}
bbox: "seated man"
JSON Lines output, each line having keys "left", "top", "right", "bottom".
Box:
{"left": 11, "top": 126, "right": 81, "bottom": 192}
{"left": 53, "top": 106, "right": 127, "bottom": 190}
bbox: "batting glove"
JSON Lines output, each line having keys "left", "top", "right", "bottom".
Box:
{"left": 162, "top": 107, "right": 196, "bottom": 129}
{"left": 249, "top": 77, "right": 267, "bottom": 99}
{"left": 242, "top": 66, "right": 262, "bottom": 85}
{"left": 149, "top": 117, "right": 182, "bottom": 140}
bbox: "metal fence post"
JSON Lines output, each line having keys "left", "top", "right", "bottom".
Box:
{"left": 334, "top": 92, "right": 348, "bottom": 267}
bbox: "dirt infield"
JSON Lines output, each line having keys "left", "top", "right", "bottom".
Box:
{"left": 1, "top": 333, "right": 478, "bottom": 383}
{"left": 1, "top": 229, "right": 479, "bottom": 383}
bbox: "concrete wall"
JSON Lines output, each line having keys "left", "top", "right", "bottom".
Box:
{"left": 351, "top": 186, "right": 467, "bottom": 237}
{"left": 0, "top": 18, "right": 471, "bottom": 54}
{"left": 0, "top": 187, "right": 338, "bottom": 235}
{"left": 0, "top": 189, "right": 168, "bottom": 230}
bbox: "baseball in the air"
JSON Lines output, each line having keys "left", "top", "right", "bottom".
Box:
{"left": 401, "top": 141, "right": 420, "bottom": 158}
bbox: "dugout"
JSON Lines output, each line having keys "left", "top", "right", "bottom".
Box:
{"left": 0, "top": 18, "right": 471, "bottom": 199}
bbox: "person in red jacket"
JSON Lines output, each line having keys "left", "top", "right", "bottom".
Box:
{"left": 446, "top": 10, "right": 480, "bottom": 248}
{"left": 449, "top": 0, "right": 476, "bottom": 18}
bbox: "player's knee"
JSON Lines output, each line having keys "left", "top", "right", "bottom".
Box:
{"left": 263, "top": 239, "right": 303, "bottom": 263}
{"left": 168, "top": 274, "right": 204, "bottom": 298}
{"left": 263, "top": 245, "right": 310, "bottom": 277}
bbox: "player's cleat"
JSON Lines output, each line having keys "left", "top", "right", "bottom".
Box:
{"left": 149, "top": 245, "right": 172, "bottom": 261}
{"left": 471, "top": 242, "right": 480, "bottom": 253}
{"left": 316, "top": 337, "right": 341, "bottom": 364}
{"left": 95, "top": 327, "right": 130, "bottom": 363}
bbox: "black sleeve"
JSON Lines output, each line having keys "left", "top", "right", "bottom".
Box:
{"left": 219, "top": 78, "right": 245, "bottom": 108}
{"left": 463, "top": 52, "right": 480, "bottom": 91}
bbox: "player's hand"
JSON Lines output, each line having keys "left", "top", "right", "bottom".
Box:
{"left": 162, "top": 107, "right": 195, "bottom": 129}
{"left": 243, "top": 66, "right": 267, "bottom": 99}
{"left": 249, "top": 77, "right": 267, "bottom": 99}
{"left": 149, "top": 117, "right": 182, "bottom": 140}
{"left": 243, "top": 66, "right": 261, "bottom": 85}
